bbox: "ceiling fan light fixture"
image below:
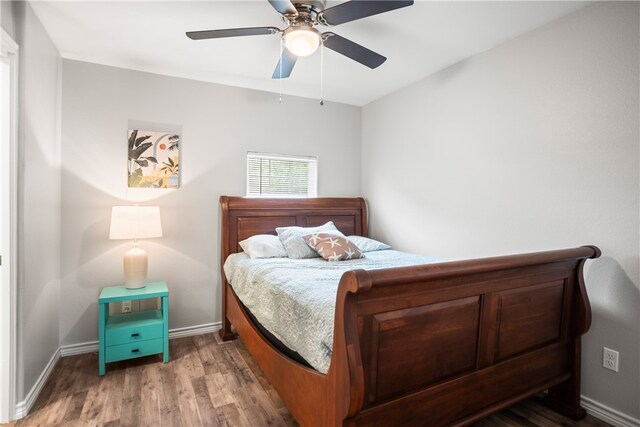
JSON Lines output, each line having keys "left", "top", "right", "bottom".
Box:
{"left": 283, "top": 26, "right": 320, "bottom": 57}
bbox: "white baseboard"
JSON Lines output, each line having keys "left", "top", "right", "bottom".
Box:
{"left": 59, "top": 340, "right": 98, "bottom": 357}
{"left": 168, "top": 321, "right": 221, "bottom": 339}
{"left": 582, "top": 395, "right": 640, "bottom": 427}
{"left": 14, "top": 347, "right": 60, "bottom": 419}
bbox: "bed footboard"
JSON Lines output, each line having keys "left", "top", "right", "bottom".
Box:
{"left": 331, "top": 246, "right": 600, "bottom": 426}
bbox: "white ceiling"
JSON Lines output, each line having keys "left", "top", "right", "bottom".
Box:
{"left": 30, "top": 1, "right": 590, "bottom": 106}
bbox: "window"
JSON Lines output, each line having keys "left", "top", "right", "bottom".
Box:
{"left": 247, "top": 152, "right": 317, "bottom": 198}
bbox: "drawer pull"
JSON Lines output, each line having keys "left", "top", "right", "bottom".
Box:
{"left": 131, "top": 333, "right": 140, "bottom": 338}
{"left": 131, "top": 349, "right": 140, "bottom": 353}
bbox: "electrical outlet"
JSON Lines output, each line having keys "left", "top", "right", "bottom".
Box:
{"left": 603, "top": 347, "right": 619, "bottom": 372}
{"left": 122, "top": 301, "right": 132, "bottom": 314}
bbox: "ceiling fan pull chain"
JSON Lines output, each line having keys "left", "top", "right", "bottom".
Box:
{"left": 279, "top": 36, "right": 283, "bottom": 103}
{"left": 319, "top": 41, "right": 324, "bottom": 106}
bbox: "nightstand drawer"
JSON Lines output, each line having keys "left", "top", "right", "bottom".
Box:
{"left": 106, "top": 322, "right": 163, "bottom": 345}
{"left": 105, "top": 338, "right": 163, "bottom": 363}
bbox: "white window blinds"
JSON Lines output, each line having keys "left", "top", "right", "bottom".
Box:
{"left": 246, "top": 152, "right": 317, "bottom": 197}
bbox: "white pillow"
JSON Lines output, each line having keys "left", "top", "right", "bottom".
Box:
{"left": 276, "top": 221, "right": 343, "bottom": 259}
{"left": 239, "top": 234, "right": 287, "bottom": 259}
{"left": 348, "top": 235, "right": 391, "bottom": 252}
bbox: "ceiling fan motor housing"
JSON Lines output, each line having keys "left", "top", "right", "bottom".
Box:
{"left": 282, "top": 0, "right": 327, "bottom": 25}
{"left": 292, "top": 0, "right": 326, "bottom": 14}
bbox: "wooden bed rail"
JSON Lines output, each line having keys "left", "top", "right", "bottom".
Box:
{"left": 347, "top": 245, "right": 601, "bottom": 286}
{"left": 331, "top": 245, "right": 600, "bottom": 426}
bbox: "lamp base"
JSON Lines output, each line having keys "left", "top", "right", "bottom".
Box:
{"left": 124, "top": 246, "right": 148, "bottom": 289}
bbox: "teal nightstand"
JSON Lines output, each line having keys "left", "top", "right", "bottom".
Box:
{"left": 98, "top": 281, "right": 169, "bottom": 376}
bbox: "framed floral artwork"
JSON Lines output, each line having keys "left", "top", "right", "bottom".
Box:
{"left": 127, "top": 129, "right": 180, "bottom": 188}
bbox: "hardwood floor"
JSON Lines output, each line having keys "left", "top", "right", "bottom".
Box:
{"left": 5, "top": 333, "right": 610, "bottom": 427}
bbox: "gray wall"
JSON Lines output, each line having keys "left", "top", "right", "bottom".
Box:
{"left": 1, "top": 1, "right": 62, "bottom": 403}
{"left": 60, "top": 60, "right": 361, "bottom": 346}
{"left": 362, "top": 2, "right": 639, "bottom": 419}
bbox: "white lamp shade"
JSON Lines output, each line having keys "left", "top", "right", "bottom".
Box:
{"left": 109, "top": 206, "right": 163, "bottom": 240}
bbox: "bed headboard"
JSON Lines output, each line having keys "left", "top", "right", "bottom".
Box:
{"left": 220, "top": 196, "right": 368, "bottom": 265}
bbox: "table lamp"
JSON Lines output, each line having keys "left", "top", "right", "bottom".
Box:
{"left": 109, "top": 206, "right": 163, "bottom": 289}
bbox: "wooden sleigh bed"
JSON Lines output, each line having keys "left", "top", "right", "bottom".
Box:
{"left": 219, "top": 196, "right": 600, "bottom": 426}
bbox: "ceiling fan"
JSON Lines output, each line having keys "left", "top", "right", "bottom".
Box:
{"left": 186, "top": 0, "right": 414, "bottom": 79}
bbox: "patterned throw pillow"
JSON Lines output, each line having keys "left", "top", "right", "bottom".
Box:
{"left": 276, "top": 221, "right": 342, "bottom": 259}
{"left": 304, "top": 233, "right": 365, "bottom": 262}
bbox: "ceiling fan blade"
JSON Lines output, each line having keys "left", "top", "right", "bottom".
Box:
{"left": 186, "top": 27, "right": 279, "bottom": 40}
{"left": 272, "top": 48, "right": 298, "bottom": 79}
{"left": 322, "top": 32, "right": 386, "bottom": 69}
{"left": 318, "top": 0, "right": 413, "bottom": 26}
{"left": 268, "top": 0, "right": 298, "bottom": 16}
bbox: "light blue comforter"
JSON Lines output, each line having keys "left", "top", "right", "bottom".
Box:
{"left": 223, "top": 250, "right": 440, "bottom": 374}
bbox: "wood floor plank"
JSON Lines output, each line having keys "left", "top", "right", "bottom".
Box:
{"left": 182, "top": 341, "right": 207, "bottom": 380}
{"left": 101, "top": 365, "right": 125, "bottom": 425}
{"left": 193, "top": 333, "right": 221, "bottom": 376}
{"left": 139, "top": 364, "right": 161, "bottom": 427}
{"left": 44, "top": 393, "right": 72, "bottom": 425}
{"left": 5, "top": 333, "right": 612, "bottom": 427}
{"left": 80, "top": 359, "right": 113, "bottom": 425}
{"left": 63, "top": 390, "right": 88, "bottom": 423}
{"left": 225, "top": 346, "right": 255, "bottom": 388}
{"left": 119, "top": 366, "right": 142, "bottom": 426}
{"left": 191, "top": 376, "right": 219, "bottom": 426}
{"left": 73, "top": 354, "right": 101, "bottom": 394}
{"left": 246, "top": 382, "right": 287, "bottom": 426}
{"left": 156, "top": 364, "right": 182, "bottom": 427}
{"left": 172, "top": 351, "right": 204, "bottom": 427}
{"left": 216, "top": 402, "right": 251, "bottom": 427}
{"left": 205, "top": 372, "right": 236, "bottom": 408}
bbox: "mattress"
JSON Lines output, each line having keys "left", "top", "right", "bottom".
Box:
{"left": 223, "top": 249, "right": 440, "bottom": 374}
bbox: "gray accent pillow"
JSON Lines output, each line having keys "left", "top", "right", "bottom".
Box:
{"left": 239, "top": 234, "right": 287, "bottom": 259}
{"left": 276, "top": 221, "right": 343, "bottom": 259}
{"left": 347, "top": 235, "right": 391, "bottom": 252}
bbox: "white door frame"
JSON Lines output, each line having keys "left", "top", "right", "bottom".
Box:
{"left": 0, "top": 27, "right": 19, "bottom": 424}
